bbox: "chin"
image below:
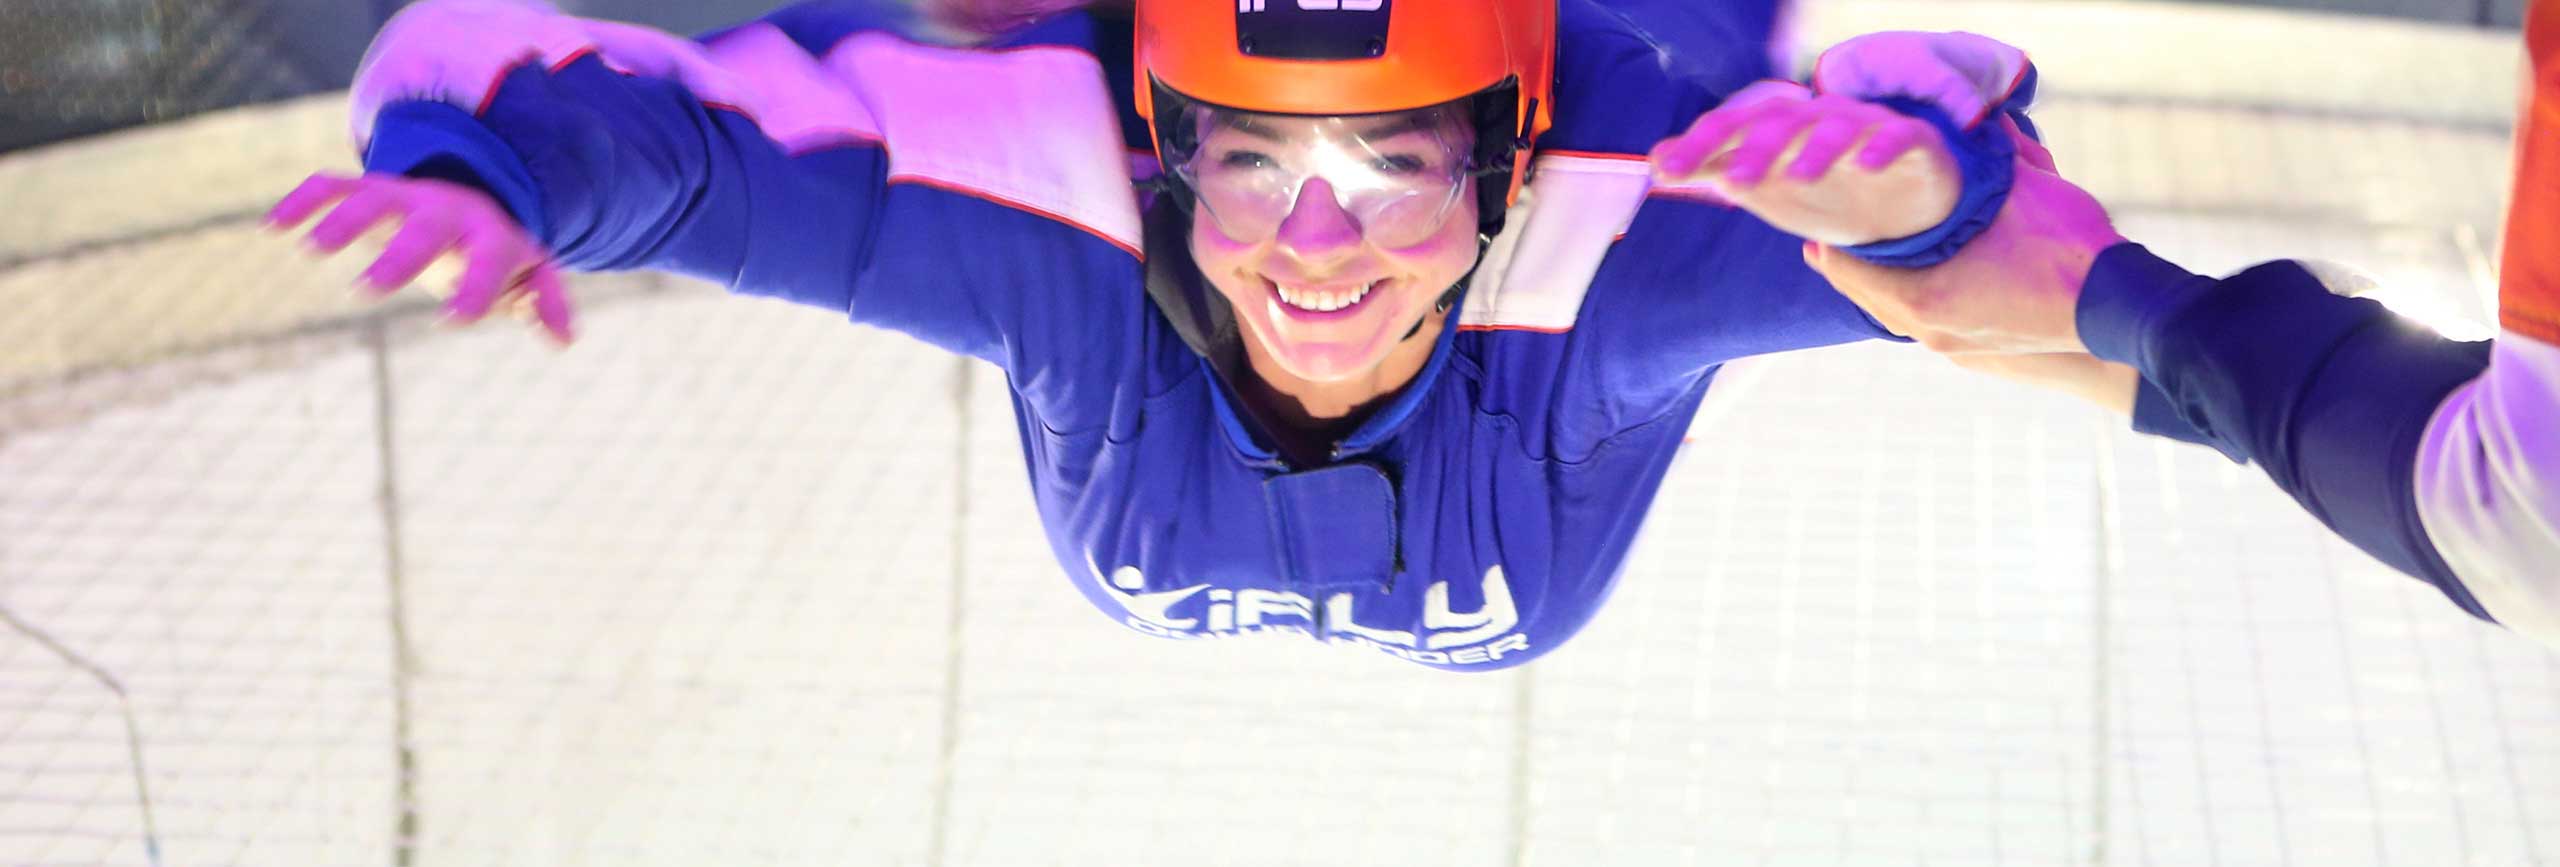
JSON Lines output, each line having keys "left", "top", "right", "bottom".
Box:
{"left": 1245, "top": 323, "right": 1392, "bottom": 382}
{"left": 1240, "top": 288, "right": 1421, "bottom": 384}
{"left": 1265, "top": 344, "right": 1385, "bottom": 383}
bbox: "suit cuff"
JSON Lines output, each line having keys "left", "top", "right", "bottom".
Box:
{"left": 361, "top": 100, "right": 549, "bottom": 240}
{"left": 1837, "top": 97, "right": 2016, "bottom": 268}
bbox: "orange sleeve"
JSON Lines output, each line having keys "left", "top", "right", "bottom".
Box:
{"left": 2502, "top": 0, "right": 2560, "bottom": 342}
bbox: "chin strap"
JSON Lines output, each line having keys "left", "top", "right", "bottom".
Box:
{"left": 1402, "top": 286, "right": 1464, "bottom": 337}
{"left": 1399, "top": 235, "right": 1491, "bottom": 342}
{"left": 1397, "top": 283, "right": 1461, "bottom": 342}
{"left": 1132, "top": 173, "right": 1185, "bottom": 201}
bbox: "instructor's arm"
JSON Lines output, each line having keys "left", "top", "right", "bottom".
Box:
{"left": 1801, "top": 15, "right": 2560, "bottom": 645}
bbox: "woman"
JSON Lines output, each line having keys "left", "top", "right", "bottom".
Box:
{"left": 269, "top": 0, "right": 2151, "bottom": 669}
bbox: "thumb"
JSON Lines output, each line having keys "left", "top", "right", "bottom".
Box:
{"left": 1802, "top": 239, "right": 1828, "bottom": 271}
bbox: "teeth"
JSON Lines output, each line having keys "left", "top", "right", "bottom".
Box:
{"left": 1277, "top": 280, "right": 1377, "bottom": 313}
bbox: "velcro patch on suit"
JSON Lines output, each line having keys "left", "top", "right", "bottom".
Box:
{"left": 1261, "top": 463, "right": 1399, "bottom": 595}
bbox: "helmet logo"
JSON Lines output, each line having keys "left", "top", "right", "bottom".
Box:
{"left": 1238, "top": 0, "right": 1384, "bottom": 10}
{"left": 1234, "top": 0, "right": 1391, "bottom": 59}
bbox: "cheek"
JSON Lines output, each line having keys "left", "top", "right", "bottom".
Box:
{"left": 1182, "top": 218, "right": 1274, "bottom": 310}
{"left": 1188, "top": 217, "right": 1261, "bottom": 298}
{"left": 1379, "top": 208, "right": 1482, "bottom": 287}
{"left": 1188, "top": 215, "right": 1252, "bottom": 267}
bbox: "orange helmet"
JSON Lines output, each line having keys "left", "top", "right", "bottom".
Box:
{"left": 1134, "top": 0, "right": 1557, "bottom": 237}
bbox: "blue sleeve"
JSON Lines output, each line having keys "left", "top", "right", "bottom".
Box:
{"left": 2131, "top": 376, "right": 2239, "bottom": 456}
{"left": 351, "top": 2, "right": 1146, "bottom": 387}
{"left": 1812, "top": 33, "right": 2043, "bottom": 269}
{"left": 1608, "top": 204, "right": 1902, "bottom": 364}
{"left": 1579, "top": 0, "right": 1785, "bottom": 94}
{"left": 1544, "top": 1, "right": 1900, "bottom": 389}
{"left": 1837, "top": 94, "right": 2019, "bottom": 269}
{"left": 1541, "top": 14, "right": 2041, "bottom": 362}
{"left": 360, "top": 47, "right": 882, "bottom": 310}
{"left": 2078, "top": 243, "right": 2498, "bottom": 621}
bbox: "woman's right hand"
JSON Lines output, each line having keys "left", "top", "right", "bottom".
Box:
{"left": 266, "top": 171, "right": 576, "bottom": 346}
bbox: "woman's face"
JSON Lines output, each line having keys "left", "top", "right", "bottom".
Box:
{"left": 1182, "top": 108, "right": 1483, "bottom": 383}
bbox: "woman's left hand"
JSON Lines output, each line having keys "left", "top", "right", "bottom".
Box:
{"left": 1795, "top": 129, "right": 2125, "bottom": 357}
{"left": 1648, "top": 81, "right": 1962, "bottom": 246}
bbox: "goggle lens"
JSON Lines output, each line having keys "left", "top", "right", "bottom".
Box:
{"left": 1176, "top": 106, "right": 1472, "bottom": 249}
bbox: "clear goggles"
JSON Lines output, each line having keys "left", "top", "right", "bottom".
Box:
{"left": 1172, "top": 103, "right": 1479, "bottom": 249}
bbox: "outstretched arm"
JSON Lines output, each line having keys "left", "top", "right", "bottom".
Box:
{"left": 325, "top": 0, "right": 901, "bottom": 314}
{"left": 270, "top": 0, "right": 1147, "bottom": 383}
{"left": 1578, "top": 30, "right": 2044, "bottom": 374}
{"left": 1795, "top": 8, "right": 2560, "bottom": 645}
{"left": 1646, "top": 32, "right": 2221, "bottom": 447}
{"left": 2070, "top": 7, "right": 2560, "bottom": 643}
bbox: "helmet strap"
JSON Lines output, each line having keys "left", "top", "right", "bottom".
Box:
{"left": 1397, "top": 234, "right": 1491, "bottom": 342}
{"left": 1397, "top": 284, "right": 1463, "bottom": 341}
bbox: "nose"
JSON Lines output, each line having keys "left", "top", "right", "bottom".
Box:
{"left": 1273, "top": 177, "right": 1363, "bottom": 266}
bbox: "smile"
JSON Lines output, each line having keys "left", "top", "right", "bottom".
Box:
{"left": 1268, "top": 278, "right": 1383, "bottom": 315}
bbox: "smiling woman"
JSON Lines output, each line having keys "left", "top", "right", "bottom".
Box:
{"left": 1176, "top": 105, "right": 1485, "bottom": 428}
{"left": 16, "top": 0, "right": 2560, "bottom": 863}
{"left": 270, "top": 0, "right": 2132, "bottom": 674}
{"left": 1127, "top": 0, "right": 1554, "bottom": 459}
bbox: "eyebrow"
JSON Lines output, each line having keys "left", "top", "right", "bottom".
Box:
{"left": 1219, "top": 114, "right": 1284, "bottom": 141}
{"left": 1352, "top": 114, "right": 1439, "bottom": 140}
{"left": 1218, "top": 112, "right": 1443, "bottom": 143}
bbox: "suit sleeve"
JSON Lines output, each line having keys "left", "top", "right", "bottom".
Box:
{"left": 1530, "top": 8, "right": 1900, "bottom": 430}
{"left": 1539, "top": 14, "right": 2213, "bottom": 448}
{"left": 1813, "top": 30, "right": 2039, "bottom": 269}
{"left": 2076, "top": 4, "right": 2560, "bottom": 647}
{"left": 2077, "top": 245, "right": 2512, "bottom": 628}
{"left": 349, "top": 0, "right": 1145, "bottom": 374}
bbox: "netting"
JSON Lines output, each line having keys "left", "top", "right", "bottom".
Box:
{"left": 0, "top": 0, "right": 338, "bottom": 152}
{"left": 2, "top": 1, "right": 2556, "bottom": 866}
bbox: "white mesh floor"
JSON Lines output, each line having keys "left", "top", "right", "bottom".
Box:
{"left": 2, "top": 2, "right": 2554, "bottom": 865}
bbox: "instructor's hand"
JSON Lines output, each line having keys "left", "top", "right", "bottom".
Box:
{"left": 1800, "top": 129, "right": 2123, "bottom": 356}
{"left": 266, "top": 171, "right": 576, "bottom": 346}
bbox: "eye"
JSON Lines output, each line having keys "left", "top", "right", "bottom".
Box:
{"left": 1369, "top": 153, "right": 1429, "bottom": 175}
{"left": 1218, "top": 150, "right": 1278, "bottom": 170}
